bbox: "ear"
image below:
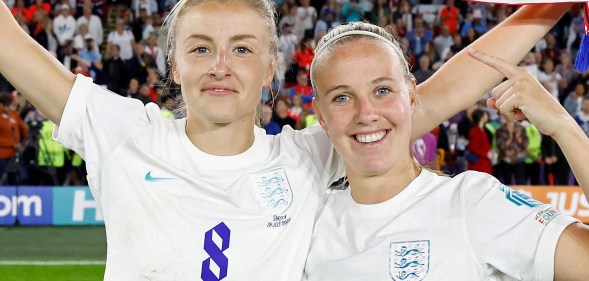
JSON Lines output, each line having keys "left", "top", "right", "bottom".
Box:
{"left": 263, "top": 55, "right": 278, "bottom": 88}
{"left": 312, "top": 97, "right": 328, "bottom": 131}
{"left": 171, "top": 59, "right": 181, "bottom": 85}
{"left": 408, "top": 78, "right": 417, "bottom": 114}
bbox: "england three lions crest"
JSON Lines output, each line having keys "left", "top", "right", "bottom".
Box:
{"left": 251, "top": 168, "right": 293, "bottom": 214}
{"left": 390, "top": 240, "right": 430, "bottom": 281}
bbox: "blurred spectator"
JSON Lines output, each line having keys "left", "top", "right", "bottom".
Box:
{"left": 29, "top": 0, "right": 52, "bottom": 18}
{"left": 125, "top": 42, "right": 148, "bottom": 84}
{"left": 542, "top": 134, "right": 570, "bottom": 185}
{"left": 144, "top": 32, "right": 166, "bottom": 76}
{"left": 288, "top": 71, "right": 313, "bottom": 108}
{"left": 297, "top": 0, "right": 316, "bottom": 39}
{"left": 107, "top": 18, "right": 135, "bottom": 60}
{"left": 563, "top": 81, "right": 585, "bottom": 117}
{"left": 537, "top": 58, "right": 562, "bottom": 101}
{"left": 462, "top": 27, "right": 479, "bottom": 47}
{"left": 104, "top": 44, "right": 127, "bottom": 94}
{"left": 406, "top": 16, "right": 432, "bottom": 57}
{"left": 273, "top": 98, "right": 296, "bottom": 129}
{"left": 440, "top": 0, "right": 460, "bottom": 35}
{"left": 371, "top": 0, "right": 390, "bottom": 26}
{"left": 341, "top": 0, "right": 363, "bottom": 23}
{"left": 523, "top": 122, "right": 542, "bottom": 185}
{"left": 433, "top": 25, "right": 452, "bottom": 59}
{"left": 11, "top": 0, "right": 32, "bottom": 22}
{"left": 279, "top": 23, "right": 298, "bottom": 83}
{"left": 126, "top": 78, "right": 140, "bottom": 97}
{"left": 57, "top": 39, "right": 79, "bottom": 72}
{"left": 141, "top": 15, "right": 154, "bottom": 41}
{"left": 293, "top": 36, "right": 314, "bottom": 75}
{"left": 73, "top": 23, "right": 90, "bottom": 50}
{"left": 262, "top": 104, "right": 280, "bottom": 135}
{"left": 413, "top": 55, "right": 434, "bottom": 85}
{"left": 541, "top": 33, "right": 561, "bottom": 65}
{"left": 76, "top": 2, "right": 103, "bottom": 46}
{"left": 280, "top": 3, "right": 298, "bottom": 30}
{"left": 575, "top": 96, "right": 589, "bottom": 136}
{"left": 136, "top": 83, "right": 153, "bottom": 105}
{"left": 460, "top": 9, "right": 487, "bottom": 37}
{"left": 466, "top": 108, "right": 493, "bottom": 174}
{"left": 53, "top": 4, "right": 77, "bottom": 46}
{"left": 314, "top": 8, "right": 339, "bottom": 42}
{"left": 495, "top": 117, "right": 528, "bottom": 185}
{"left": 320, "top": 0, "right": 342, "bottom": 24}
{"left": 393, "top": 0, "right": 413, "bottom": 31}
{"left": 132, "top": 0, "right": 157, "bottom": 18}
{"left": 555, "top": 51, "right": 577, "bottom": 86}
{"left": 288, "top": 94, "right": 303, "bottom": 124}
{"left": 0, "top": 94, "right": 29, "bottom": 185}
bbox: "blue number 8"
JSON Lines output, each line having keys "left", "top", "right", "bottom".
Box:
{"left": 201, "top": 222, "right": 231, "bottom": 281}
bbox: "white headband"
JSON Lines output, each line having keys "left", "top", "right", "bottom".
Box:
{"left": 310, "top": 30, "right": 400, "bottom": 87}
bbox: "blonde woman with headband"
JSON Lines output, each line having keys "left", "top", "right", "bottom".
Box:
{"left": 0, "top": 0, "right": 578, "bottom": 280}
{"left": 306, "top": 22, "right": 589, "bottom": 281}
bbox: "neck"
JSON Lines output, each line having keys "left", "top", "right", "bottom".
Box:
{"left": 347, "top": 157, "right": 420, "bottom": 204}
{"left": 185, "top": 113, "right": 256, "bottom": 156}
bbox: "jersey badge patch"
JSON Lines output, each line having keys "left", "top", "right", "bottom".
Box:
{"left": 390, "top": 240, "right": 430, "bottom": 281}
{"left": 499, "top": 185, "right": 544, "bottom": 208}
{"left": 532, "top": 205, "right": 560, "bottom": 226}
{"left": 251, "top": 168, "right": 293, "bottom": 215}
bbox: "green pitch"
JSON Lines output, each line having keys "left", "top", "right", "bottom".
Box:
{"left": 0, "top": 226, "right": 107, "bottom": 281}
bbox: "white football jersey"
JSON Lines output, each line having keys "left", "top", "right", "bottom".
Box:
{"left": 305, "top": 169, "right": 578, "bottom": 281}
{"left": 54, "top": 75, "right": 344, "bottom": 280}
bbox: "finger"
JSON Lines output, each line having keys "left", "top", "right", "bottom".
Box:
{"left": 494, "top": 86, "right": 514, "bottom": 111}
{"left": 491, "top": 79, "right": 515, "bottom": 100}
{"left": 467, "top": 48, "right": 521, "bottom": 79}
{"left": 486, "top": 97, "right": 497, "bottom": 110}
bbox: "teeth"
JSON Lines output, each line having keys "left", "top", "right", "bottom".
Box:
{"left": 214, "top": 89, "right": 223, "bottom": 92}
{"left": 355, "top": 131, "right": 386, "bottom": 143}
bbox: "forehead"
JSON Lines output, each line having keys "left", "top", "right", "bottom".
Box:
{"left": 176, "top": 1, "right": 267, "bottom": 41}
{"left": 315, "top": 39, "right": 405, "bottom": 87}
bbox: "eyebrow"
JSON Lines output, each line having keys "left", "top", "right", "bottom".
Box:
{"left": 325, "top": 77, "right": 398, "bottom": 95}
{"left": 183, "top": 34, "right": 260, "bottom": 44}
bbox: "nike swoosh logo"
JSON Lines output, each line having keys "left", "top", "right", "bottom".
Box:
{"left": 145, "top": 171, "right": 175, "bottom": 182}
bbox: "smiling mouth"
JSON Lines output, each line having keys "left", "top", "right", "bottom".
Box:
{"left": 203, "top": 88, "right": 236, "bottom": 96}
{"left": 354, "top": 130, "right": 389, "bottom": 144}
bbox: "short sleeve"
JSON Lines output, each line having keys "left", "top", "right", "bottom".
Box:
{"left": 461, "top": 172, "right": 578, "bottom": 280}
{"left": 53, "top": 74, "right": 156, "bottom": 175}
{"left": 290, "top": 124, "right": 344, "bottom": 188}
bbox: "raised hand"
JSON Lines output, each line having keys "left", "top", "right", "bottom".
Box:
{"left": 467, "top": 48, "right": 573, "bottom": 138}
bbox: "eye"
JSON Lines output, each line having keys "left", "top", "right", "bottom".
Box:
{"left": 234, "top": 45, "right": 252, "bottom": 54}
{"left": 333, "top": 94, "right": 349, "bottom": 103}
{"left": 376, "top": 87, "right": 392, "bottom": 96}
{"left": 192, "top": 46, "right": 210, "bottom": 54}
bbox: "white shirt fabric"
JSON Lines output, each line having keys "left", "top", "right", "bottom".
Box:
{"left": 107, "top": 30, "right": 135, "bottom": 60}
{"left": 297, "top": 6, "right": 317, "bottom": 31}
{"left": 54, "top": 75, "right": 343, "bottom": 281}
{"left": 77, "top": 15, "right": 104, "bottom": 46}
{"left": 306, "top": 169, "right": 577, "bottom": 281}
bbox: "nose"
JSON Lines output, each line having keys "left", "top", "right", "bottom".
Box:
{"left": 354, "top": 97, "right": 379, "bottom": 124}
{"left": 209, "top": 49, "right": 230, "bottom": 79}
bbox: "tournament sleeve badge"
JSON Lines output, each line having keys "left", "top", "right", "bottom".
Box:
{"left": 390, "top": 240, "right": 430, "bottom": 281}
{"left": 250, "top": 168, "right": 293, "bottom": 215}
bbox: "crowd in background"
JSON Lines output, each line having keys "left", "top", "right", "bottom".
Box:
{"left": 1, "top": 0, "right": 589, "bottom": 187}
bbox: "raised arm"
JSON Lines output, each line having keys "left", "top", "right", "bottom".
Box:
{"left": 469, "top": 48, "right": 589, "bottom": 280}
{"left": 0, "top": 3, "right": 76, "bottom": 125}
{"left": 411, "top": 3, "right": 573, "bottom": 140}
